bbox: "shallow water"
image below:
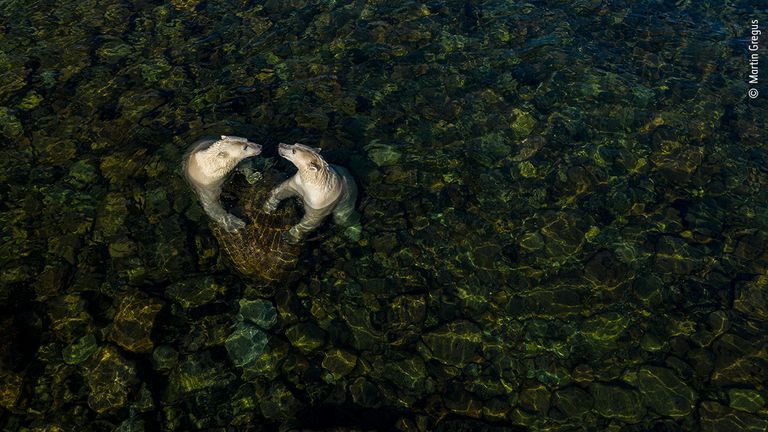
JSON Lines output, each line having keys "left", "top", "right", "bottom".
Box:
{"left": 1, "top": 0, "right": 767, "bottom": 431}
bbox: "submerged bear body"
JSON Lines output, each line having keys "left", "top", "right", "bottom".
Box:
{"left": 263, "top": 143, "right": 361, "bottom": 243}
{"left": 183, "top": 135, "right": 262, "bottom": 232}
{"left": 183, "top": 136, "right": 301, "bottom": 284}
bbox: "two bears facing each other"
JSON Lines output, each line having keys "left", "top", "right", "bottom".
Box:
{"left": 184, "top": 135, "right": 360, "bottom": 244}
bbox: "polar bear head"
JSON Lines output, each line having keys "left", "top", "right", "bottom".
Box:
{"left": 212, "top": 135, "right": 262, "bottom": 160}
{"left": 278, "top": 142, "right": 326, "bottom": 173}
{"left": 187, "top": 135, "right": 262, "bottom": 186}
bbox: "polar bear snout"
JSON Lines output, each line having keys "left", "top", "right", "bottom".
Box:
{"left": 277, "top": 142, "right": 291, "bottom": 152}
{"left": 277, "top": 142, "right": 323, "bottom": 166}
{"left": 217, "top": 135, "right": 262, "bottom": 158}
{"left": 244, "top": 141, "right": 262, "bottom": 157}
{"left": 277, "top": 142, "right": 294, "bottom": 160}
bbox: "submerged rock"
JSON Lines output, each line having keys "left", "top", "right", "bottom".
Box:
{"left": 242, "top": 341, "right": 289, "bottom": 381}
{"left": 583, "top": 250, "right": 630, "bottom": 290}
{"left": 167, "top": 352, "right": 233, "bottom": 400}
{"left": 0, "top": 107, "right": 23, "bottom": 138}
{"left": 444, "top": 390, "right": 483, "bottom": 419}
{"left": 225, "top": 322, "right": 269, "bottom": 367}
{"left": 470, "top": 132, "right": 509, "bottom": 168}
{"left": 349, "top": 377, "right": 380, "bottom": 408}
{"left": 518, "top": 383, "right": 551, "bottom": 414}
{"left": 340, "top": 304, "right": 384, "bottom": 351}
{"left": 365, "top": 140, "right": 402, "bottom": 167}
{"left": 551, "top": 386, "right": 594, "bottom": 418}
{"left": 589, "top": 382, "right": 645, "bottom": 421}
{"left": 733, "top": 275, "right": 768, "bottom": 321}
{"left": 109, "top": 293, "right": 164, "bottom": 353}
{"left": 636, "top": 365, "right": 696, "bottom": 417}
{"left": 386, "top": 294, "right": 427, "bottom": 345}
{"left": 209, "top": 174, "right": 303, "bottom": 283}
{"left": 728, "top": 388, "right": 765, "bottom": 413}
{"left": 165, "top": 276, "right": 228, "bottom": 310}
{"left": 0, "top": 371, "right": 23, "bottom": 410}
{"left": 581, "top": 312, "right": 630, "bottom": 346}
{"left": 383, "top": 356, "right": 429, "bottom": 394}
{"left": 322, "top": 349, "right": 358, "bottom": 380}
{"left": 2, "top": 0, "right": 764, "bottom": 429}
{"left": 47, "top": 293, "right": 94, "bottom": 342}
{"left": 237, "top": 299, "right": 277, "bottom": 329}
{"left": 699, "top": 401, "right": 768, "bottom": 432}
{"left": 65, "top": 159, "right": 100, "bottom": 189}
{"left": 85, "top": 346, "right": 138, "bottom": 413}
{"left": 285, "top": 322, "right": 326, "bottom": 353}
{"left": 152, "top": 345, "right": 179, "bottom": 371}
{"left": 711, "top": 333, "right": 767, "bottom": 386}
{"left": 62, "top": 334, "right": 99, "bottom": 365}
{"left": 259, "top": 382, "right": 302, "bottom": 421}
{"left": 422, "top": 321, "right": 483, "bottom": 367}
{"left": 510, "top": 109, "right": 537, "bottom": 139}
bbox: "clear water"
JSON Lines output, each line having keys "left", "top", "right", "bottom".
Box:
{"left": 1, "top": 1, "right": 767, "bottom": 431}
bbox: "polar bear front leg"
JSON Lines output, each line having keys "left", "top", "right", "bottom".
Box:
{"left": 283, "top": 207, "right": 330, "bottom": 244}
{"left": 218, "top": 212, "right": 247, "bottom": 233}
{"left": 201, "top": 199, "right": 245, "bottom": 232}
{"left": 263, "top": 179, "right": 297, "bottom": 213}
{"left": 196, "top": 186, "right": 246, "bottom": 232}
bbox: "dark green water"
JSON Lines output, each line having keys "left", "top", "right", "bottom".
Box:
{"left": 1, "top": 0, "right": 767, "bottom": 430}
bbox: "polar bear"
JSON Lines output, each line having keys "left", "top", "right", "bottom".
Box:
{"left": 262, "top": 142, "right": 361, "bottom": 243}
{"left": 184, "top": 135, "right": 262, "bottom": 232}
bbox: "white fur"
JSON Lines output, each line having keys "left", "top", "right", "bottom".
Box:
{"left": 184, "top": 135, "right": 261, "bottom": 232}
{"left": 263, "top": 142, "right": 360, "bottom": 243}
{"left": 188, "top": 136, "right": 260, "bottom": 185}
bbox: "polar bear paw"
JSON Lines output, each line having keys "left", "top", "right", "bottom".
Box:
{"left": 262, "top": 198, "right": 278, "bottom": 214}
{"left": 282, "top": 228, "right": 302, "bottom": 244}
{"left": 219, "top": 213, "right": 246, "bottom": 233}
{"left": 343, "top": 224, "right": 362, "bottom": 242}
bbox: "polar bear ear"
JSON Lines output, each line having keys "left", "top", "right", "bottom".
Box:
{"left": 221, "top": 135, "right": 228, "bottom": 140}
{"left": 217, "top": 151, "right": 228, "bottom": 158}
{"left": 314, "top": 147, "right": 322, "bottom": 153}
{"left": 307, "top": 162, "right": 320, "bottom": 171}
